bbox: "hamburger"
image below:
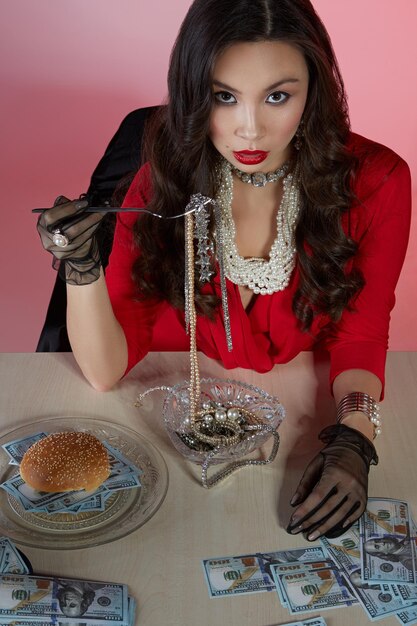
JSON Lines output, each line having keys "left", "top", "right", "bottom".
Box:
{"left": 20, "top": 431, "right": 110, "bottom": 492}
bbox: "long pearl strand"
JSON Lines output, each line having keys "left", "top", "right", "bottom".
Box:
{"left": 185, "top": 213, "right": 244, "bottom": 446}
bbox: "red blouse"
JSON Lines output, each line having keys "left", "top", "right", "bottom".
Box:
{"left": 105, "top": 133, "right": 411, "bottom": 390}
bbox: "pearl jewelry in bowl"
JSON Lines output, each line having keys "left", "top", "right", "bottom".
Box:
{"left": 163, "top": 378, "right": 285, "bottom": 465}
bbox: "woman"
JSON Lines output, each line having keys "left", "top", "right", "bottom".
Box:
{"left": 37, "top": 0, "right": 411, "bottom": 540}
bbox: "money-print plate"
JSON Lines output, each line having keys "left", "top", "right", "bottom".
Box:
{"left": 0, "top": 418, "right": 168, "bottom": 549}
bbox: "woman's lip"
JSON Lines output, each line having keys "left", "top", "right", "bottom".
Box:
{"left": 233, "top": 150, "right": 269, "bottom": 165}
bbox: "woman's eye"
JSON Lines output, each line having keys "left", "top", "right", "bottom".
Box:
{"left": 266, "top": 91, "right": 289, "bottom": 104}
{"left": 214, "top": 91, "right": 237, "bottom": 104}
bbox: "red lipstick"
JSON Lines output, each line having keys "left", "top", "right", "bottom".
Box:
{"left": 233, "top": 150, "right": 269, "bottom": 165}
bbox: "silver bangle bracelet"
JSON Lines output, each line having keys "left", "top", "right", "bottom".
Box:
{"left": 336, "top": 392, "right": 381, "bottom": 439}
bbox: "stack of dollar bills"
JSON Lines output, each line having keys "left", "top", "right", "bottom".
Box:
{"left": 277, "top": 617, "right": 326, "bottom": 626}
{"left": 0, "top": 536, "right": 31, "bottom": 575}
{"left": 0, "top": 573, "right": 136, "bottom": 626}
{"left": 203, "top": 498, "right": 417, "bottom": 624}
{"left": 0, "top": 434, "right": 142, "bottom": 515}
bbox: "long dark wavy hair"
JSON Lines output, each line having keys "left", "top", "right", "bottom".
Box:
{"left": 132, "top": 0, "right": 364, "bottom": 329}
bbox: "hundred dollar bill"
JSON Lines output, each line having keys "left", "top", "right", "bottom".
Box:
{"left": 104, "top": 443, "right": 143, "bottom": 478}
{"left": 0, "top": 475, "right": 97, "bottom": 513}
{"left": 0, "top": 615, "right": 128, "bottom": 624}
{"left": 320, "top": 521, "right": 361, "bottom": 566}
{"left": 0, "top": 538, "right": 31, "bottom": 575}
{"left": 0, "top": 544, "right": 5, "bottom": 571}
{"left": 396, "top": 607, "right": 417, "bottom": 625}
{"left": 277, "top": 617, "right": 326, "bottom": 626}
{"left": 103, "top": 473, "right": 142, "bottom": 490}
{"left": 0, "top": 595, "right": 136, "bottom": 626}
{"left": 1, "top": 472, "right": 141, "bottom": 514}
{"left": 320, "top": 525, "right": 413, "bottom": 619}
{"left": 0, "top": 476, "right": 48, "bottom": 511}
{"left": 396, "top": 517, "right": 417, "bottom": 606}
{"left": 269, "top": 560, "right": 339, "bottom": 608}
{"left": 64, "top": 494, "right": 106, "bottom": 514}
{"left": 0, "top": 621, "right": 135, "bottom": 626}
{"left": 0, "top": 574, "right": 129, "bottom": 625}
{"left": 360, "top": 498, "right": 415, "bottom": 584}
{"left": 1, "top": 434, "right": 47, "bottom": 465}
{"left": 257, "top": 547, "right": 327, "bottom": 595}
{"left": 271, "top": 562, "right": 357, "bottom": 614}
{"left": 43, "top": 481, "right": 137, "bottom": 514}
{"left": 202, "top": 548, "right": 329, "bottom": 598}
{"left": 396, "top": 581, "right": 417, "bottom": 604}
{"left": 202, "top": 554, "right": 272, "bottom": 596}
{"left": 345, "top": 573, "right": 412, "bottom": 621}
{"left": 0, "top": 622, "right": 135, "bottom": 625}
{"left": 127, "top": 595, "right": 136, "bottom": 626}
{"left": 44, "top": 474, "right": 141, "bottom": 514}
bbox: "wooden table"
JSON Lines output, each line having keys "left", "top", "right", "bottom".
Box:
{"left": 0, "top": 351, "right": 416, "bottom": 626}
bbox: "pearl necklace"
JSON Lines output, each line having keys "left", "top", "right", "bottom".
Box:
{"left": 216, "top": 159, "right": 300, "bottom": 295}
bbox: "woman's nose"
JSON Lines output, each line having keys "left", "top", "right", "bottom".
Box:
{"left": 235, "top": 106, "right": 265, "bottom": 142}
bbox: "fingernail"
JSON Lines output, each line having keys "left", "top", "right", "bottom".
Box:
{"left": 342, "top": 518, "right": 351, "bottom": 528}
{"left": 75, "top": 200, "right": 89, "bottom": 209}
{"left": 307, "top": 531, "right": 320, "bottom": 541}
{"left": 290, "top": 494, "right": 300, "bottom": 506}
{"left": 287, "top": 515, "right": 304, "bottom": 534}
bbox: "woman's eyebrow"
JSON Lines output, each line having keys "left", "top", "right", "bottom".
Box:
{"left": 212, "top": 78, "right": 300, "bottom": 94}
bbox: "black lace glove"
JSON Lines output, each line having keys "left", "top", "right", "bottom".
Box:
{"left": 37, "top": 196, "right": 104, "bottom": 285}
{"left": 287, "top": 424, "right": 378, "bottom": 540}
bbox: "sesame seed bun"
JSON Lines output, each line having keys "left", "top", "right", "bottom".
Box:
{"left": 20, "top": 432, "right": 110, "bottom": 492}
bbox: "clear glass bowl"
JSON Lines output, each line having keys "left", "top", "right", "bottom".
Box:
{"left": 163, "top": 378, "right": 285, "bottom": 465}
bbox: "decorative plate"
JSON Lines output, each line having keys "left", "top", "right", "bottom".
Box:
{"left": 0, "top": 418, "right": 168, "bottom": 550}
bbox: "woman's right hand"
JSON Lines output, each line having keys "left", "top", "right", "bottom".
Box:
{"left": 37, "top": 196, "right": 105, "bottom": 285}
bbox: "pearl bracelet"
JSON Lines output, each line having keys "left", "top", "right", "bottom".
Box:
{"left": 336, "top": 392, "right": 381, "bottom": 439}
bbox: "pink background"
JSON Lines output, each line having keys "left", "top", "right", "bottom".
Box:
{"left": 1, "top": 0, "right": 416, "bottom": 352}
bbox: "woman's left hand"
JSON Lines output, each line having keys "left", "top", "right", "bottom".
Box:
{"left": 287, "top": 424, "right": 378, "bottom": 540}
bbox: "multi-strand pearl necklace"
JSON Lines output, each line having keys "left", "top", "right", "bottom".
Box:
{"left": 216, "top": 159, "right": 301, "bottom": 295}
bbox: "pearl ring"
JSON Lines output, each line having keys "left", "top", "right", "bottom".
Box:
{"left": 52, "top": 229, "right": 70, "bottom": 248}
